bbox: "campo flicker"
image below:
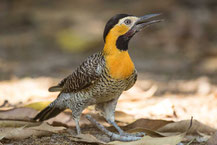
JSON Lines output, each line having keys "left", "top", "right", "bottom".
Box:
{"left": 34, "top": 13, "right": 162, "bottom": 140}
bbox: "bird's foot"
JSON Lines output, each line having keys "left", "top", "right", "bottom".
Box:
{"left": 107, "top": 119, "right": 145, "bottom": 138}
{"left": 86, "top": 115, "right": 145, "bottom": 141}
{"left": 119, "top": 132, "right": 145, "bottom": 137}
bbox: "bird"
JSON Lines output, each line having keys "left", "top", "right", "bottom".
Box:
{"left": 34, "top": 13, "right": 162, "bottom": 141}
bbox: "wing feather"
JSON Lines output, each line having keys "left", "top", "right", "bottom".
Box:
{"left": 48, "top": 52, "right": 104, "bottom": 93}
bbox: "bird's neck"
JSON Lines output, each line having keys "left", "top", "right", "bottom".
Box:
{"left": 103, "top": 38, "right": 134, "bottom": 80}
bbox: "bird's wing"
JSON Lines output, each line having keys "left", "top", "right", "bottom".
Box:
{"left": 124, "top": 70, "right": 137, "bottom": 91}
{"left": 49, "top": 53, "right": 104, "bottom": 93}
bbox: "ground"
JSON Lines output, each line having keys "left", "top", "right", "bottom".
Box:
{"left": 0, "top": 0, "right": 217, "bottom": 144}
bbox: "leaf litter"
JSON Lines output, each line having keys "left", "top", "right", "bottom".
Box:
{"left": 0, "top": 78, "right": 217, "bottom": 144}
{"left": 0, "top": 121, "right": 65, "bottom": 140}
{"left": 1, "top": 105, "right": 216, "bottom": 145}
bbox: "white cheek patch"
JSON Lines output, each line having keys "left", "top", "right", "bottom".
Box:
{"left": 118, "top": 16, "right": 139, "bottom": 29}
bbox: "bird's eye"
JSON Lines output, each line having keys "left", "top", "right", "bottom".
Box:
{"left": 124, "top": 19, "right": 131, "bottom": 25}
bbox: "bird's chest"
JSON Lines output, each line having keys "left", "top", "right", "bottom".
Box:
{"left": 91, "top": 71, "right": 136, "bottom": 103}
{"left": 105, "top": 51, "right": 135, "bottom": 80}
{"left": 92, "top": 79, "right": 126, "bottom": 103}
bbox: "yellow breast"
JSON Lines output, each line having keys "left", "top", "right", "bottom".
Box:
{"left": 103, "top": 24, "right": 135, "bottom": 79}
{"left": 105, "top": 50, "right": 134, "bottom": 79}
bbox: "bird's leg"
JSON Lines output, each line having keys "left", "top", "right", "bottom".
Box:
{"left": 69, "top": 101, "right": 87, "bottom": 135}
{"left": 86, "top": 114, "right": 142, "bottom": 141}
{"left": 95, "top": 98, "right": 145, "bottom": 139}
{"left": 74, "top": 117, "right": 81, "bottom": 134}
{"left": 108, "top": 119, "right": 124, "bottom": 134}
{"left": 107, "top": 119, "right": 145, "bottom": 137}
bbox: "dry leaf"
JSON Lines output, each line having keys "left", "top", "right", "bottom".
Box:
{"left": 196, "top": 136, "right": 210, "bottom": 143}
{"left": 121, "top": 85, "right": 157, "bottom": 101}
{"left": 207, "top": 132, "right": 217, "bottom": 145}
{"left": 0, "top": 126, "right": 40, "bottom": 140}
{"left": 115, "top": 111, "right": 135, "bottom": 123}
{"left": 0, "top": 122, "right": 65, "bottom": 140}
{"left": 31, "top": 122, "right": 65, "bottom": 133}
{"left": 0, "top": 120, "right": 40, "bottom": 128}
{"left": 122, "top": 118, "right": 173, "bottom": 131}
{"left": 24, "top": 101, "right": 51, "bottom": 111}
{"left": 157, "top": 119, "right": 216, "bottom": 135}
{"left": 71, "top": 134, "right": 106, "bottom": 144}
{"left": 126, "top": 127, "right": 180, "bottom": 137}
{"left": 196, "top": 131, "right": 211, "bottom": 142}
{"left": 126, "top": 127, "right": 165, "bottom": 137}
{"left": 109, "top": 133, "right": 185, "bottom": 145}
{"left": 0, "top": 107, "right": 38, "bottom": 120}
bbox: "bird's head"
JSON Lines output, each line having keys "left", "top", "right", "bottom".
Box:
{"left": 103, "top": 13, "right": 162, "bottom": 52}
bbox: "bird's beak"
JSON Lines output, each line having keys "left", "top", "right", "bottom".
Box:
{"left": 133, "top": 13, "right": 163, "bottom": 32}
{"left": 124, "top": 13, "right": 163, "bottom": 39}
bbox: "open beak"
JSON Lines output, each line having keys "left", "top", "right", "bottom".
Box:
{"left": 133, "top": 13, "right": 163, "bottom": 32}
{"left": 123, "top": 13, "right": 163, "bottom": 39}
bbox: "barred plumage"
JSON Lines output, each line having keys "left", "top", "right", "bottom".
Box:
{"left": 34, "top": 13, "right": 161, "bottom": 140}
{"left": 34, "top": 51, "right": 137, "bottom": 122}
{"left": 49, "top": 52, "right": 104, "bottom": 93}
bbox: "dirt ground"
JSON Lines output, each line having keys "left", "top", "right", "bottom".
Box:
{"left": 0, "top": 74, "right": 217, "bottom": 144}
{"left": 0, "top": 0, "right": 217, "bottom": 144}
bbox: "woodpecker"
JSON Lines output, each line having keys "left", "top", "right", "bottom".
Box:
{"left": 34, "top": 13, "right": 161, "bottom": 141}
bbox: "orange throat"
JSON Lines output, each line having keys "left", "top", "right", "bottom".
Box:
{"left": 104, "top": 45, "right": 135, "bottom": 79}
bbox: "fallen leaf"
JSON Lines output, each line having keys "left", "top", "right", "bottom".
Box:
{"left": 0, "top": 120, "right": 40, "bottom": 128}
{"left": 0, "top": 77, "right": 56, "bottom": 105}
{"left": 24, "top": 101, "right": 51, "bottom": 111}
{"left": 70, "top": 134, "right": 106, "bottom": 144}
{"left": 157, "top": 119, "right": 217, "bottom": 135}
{"left": 126, "top": 127, "right": 180, "bottom": 137}
{"left": 109, "top": 133, "right": 185, "bottom": 145}
{"left": 121, "top": 85, "right": 158, "bottom": 101}
{"left": 0, "top": 122, "right": 65, "bottom": 140}
{"left": 196, "top": 136, "right": 209, "bottom": 143}
{"left": 0, "top": 126, "right": 28, "bottom": 140}
{"left": 196, "top": 131, "right": 211, "bottom": 142}
{"left": 207, "top": 131, "right": 217, "bottom": 145}
{"left": 0, "top": 107, "right": 38, "bottom": 120}
{"left": 126, "top": 127, "right": 164, "bottom": 137}
{"left": 31, "top": 122, "right": 65, "bottom": 133}
{"left": 122, "top": 118, "right": 173, "bottom": 131}
{"left": 115, "top": 111, "right": 135, "bottom": 123}
{"left": 186, "top": 138, "right": 195, "bottom": 145}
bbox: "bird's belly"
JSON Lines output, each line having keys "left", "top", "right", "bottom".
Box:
{"left": 88, "top": 79, "right": 127, "bottom": 104}
{"left": 61, "top": 73, "right": 135, "bottom": 107}
{"left": 93, "top": 89, "right": 122, "bottom": 103}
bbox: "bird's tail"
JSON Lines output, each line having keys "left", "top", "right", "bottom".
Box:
{"left": 33, "top": 104, "right": 65, "bottom": 121}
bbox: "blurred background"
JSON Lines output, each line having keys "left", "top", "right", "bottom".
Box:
{"left": 0, "top": 0, "right": 217, "bottom": 127}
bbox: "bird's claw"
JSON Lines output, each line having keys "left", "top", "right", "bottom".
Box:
{"left": 119, "top": 132, "right": 145, "bottom": 137}
{"left": 86, "top": 114, "right": 145, "bottom": 141}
